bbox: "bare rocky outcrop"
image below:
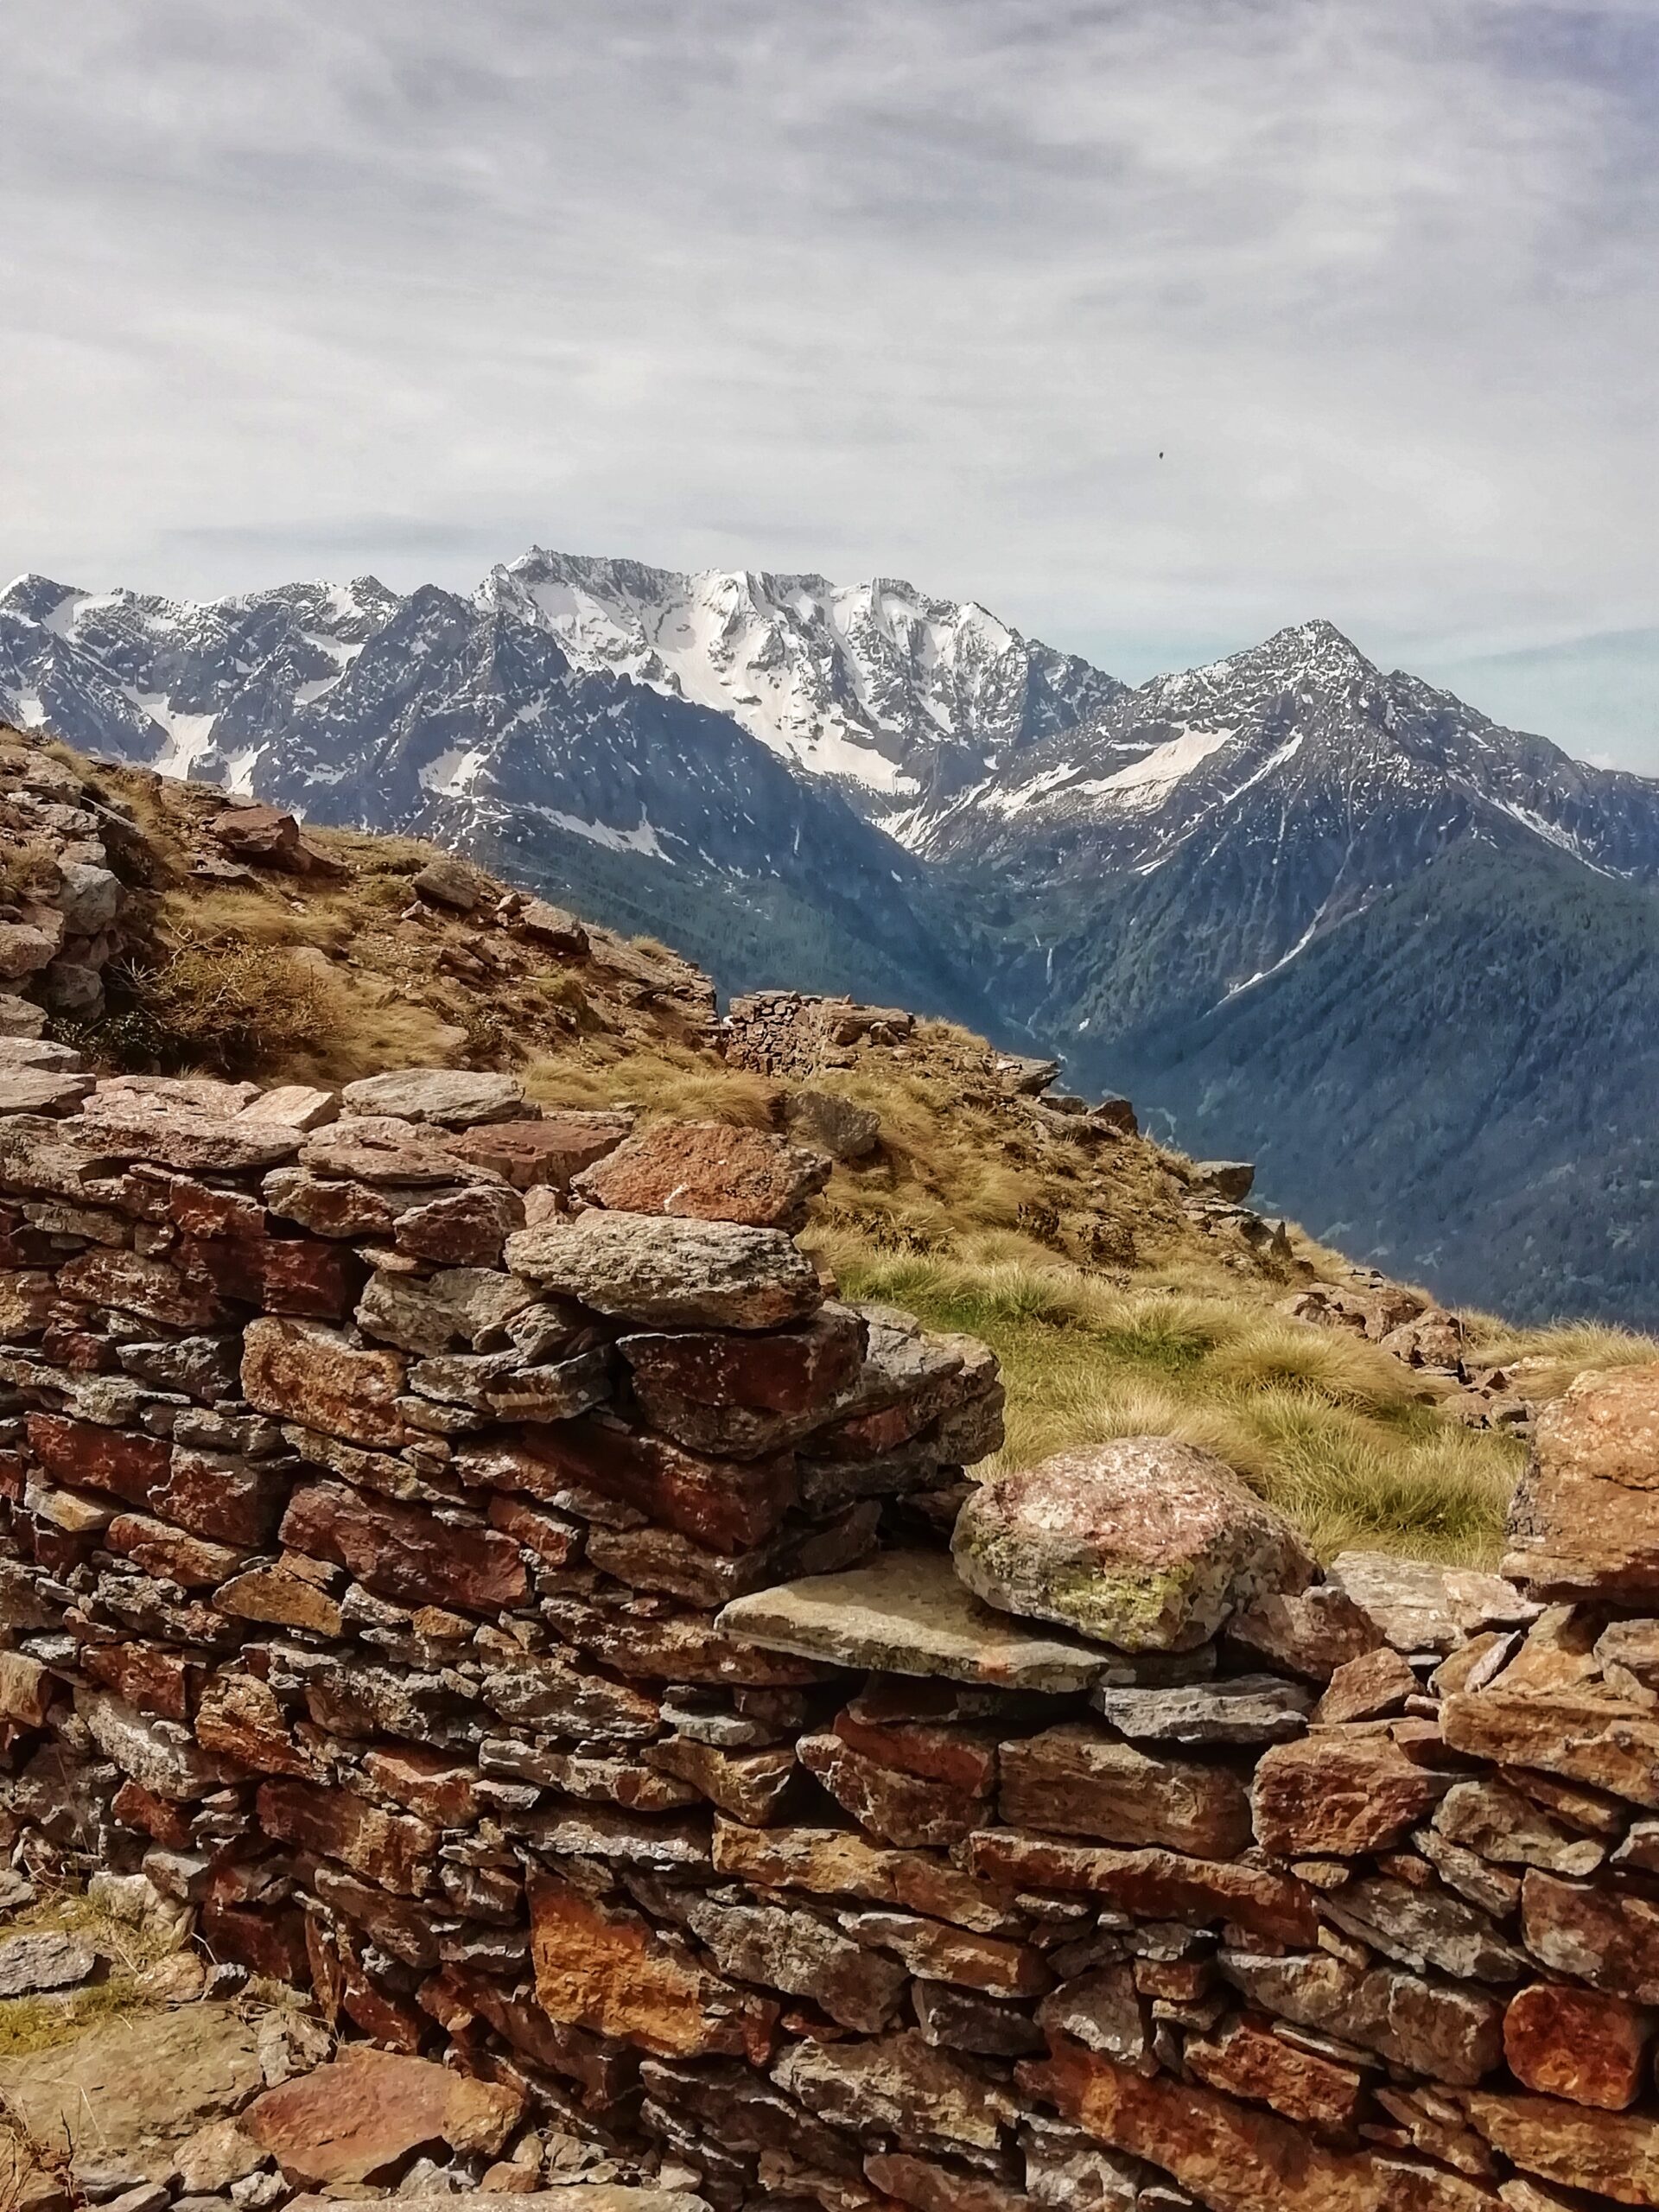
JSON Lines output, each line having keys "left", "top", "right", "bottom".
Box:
{"left": 0, "top": 1067, "right": 1656, "bottom": 2212}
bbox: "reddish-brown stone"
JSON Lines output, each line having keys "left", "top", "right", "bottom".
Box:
{"left": 865, "top": 2153, "right": 1032, "bottom": 2212}
{"left": 1025, "top": 2037, "right": 1498, "bottom": 2212}
{"left": 423, "top": 1963, "right": 634, "bottom": 2106}
{"left": 195, "top": 1673, "right": 312, "bottom": 1777}
{"left": 213, "top": 1564, "right": 344, "bottom": 1636}
{"left": 966, "top": 1830, "right": 1319, "bottom": 1946}
{"left": 645, "top": 1737, "right": 801, "bottom": 1827}
{"left": 528, "top": 1871, "right": 775, "bottom": 2061}
{"left": 1442, "top": 1688, "right": 1659, "bottom": 1810}
{"left": 1001, "top": 1723, "right": 1252, "bottom": 1859}
{"left": 1313, "top": 1644, "right": 1420, "bottom": 1725}
{"left": 278, "top": 1481, "right": 527, "bottom": 1613}
{"left": 832, "top": 1685, "right": 1001, "bottom": 1795}
{"left": 1461, "top": 2088, "right": 1659, "bottom": 2205}
{"left": 1185, "top": 2013, "right": 1364, "bottom": 2131}
{"left": 60, "top": 1247, "right": 227, "bottom": 1328}
{"left": 442, "top": 1112, "right": 632, "bottom": 1189}
{"left": 713, "top": 1820, "right": 1020, "bottom": 1936}
{"left": 1503, "top": 1360, "right": 1659, "bottom": 1599}
{"left": 243, "top": 2044, "right": 524, "bottom": 2186}
{"left": 619, "top": 1306, "right": 865, "bottom": 1414}
{"left": 150, "top": 1446, "right": 287, "bottom": 1548}
{"left": 1252, "top": 1732, "right": 1449, "bottom": 1855}
{"left": 460, "top": 1416, "right": 797, "bottom": 1554}
{"left": 1521, "top": 1871, "right": 1659, "bottom": 2005}
{"left": 105, "top": 1511, "right": 246, "bottom": 1589}
{"left": 799, "top": 1732, "right": 984, "bottom": 1847}
{"left": 200, "top": 1898, "right": 309, "bottom": 1988}
{"left": 25, "top": 1413, "right": 169, "bottom": 1505}
{"left": 573, "top": 1120, "right": 831, "bottom": 1230}
{"left": 241, "top": 1317, "right": 408, "bottom": 1446}
{"left": 1503, "top": 1981, "right": 1651, "bottom": 2110}
{"left": 111, "top": 1777, "right": 192, "bottom": 1847}
{"left": 392, "top": 1185, "right": 524, "bottom": 1267}
{"left": 484, "top": 1491, "right": 582, "bottom": 1565}
{"left": 364, "top": 1745, "right": 481, "bottom": 1827}
{"left": 79, "top": 1640, "right": 197, "bottom": 1723}
{"left": 256, "top": 1778, "right": 439, "bottom": 1897}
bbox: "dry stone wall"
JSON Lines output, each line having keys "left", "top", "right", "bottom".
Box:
{"left": 1, "top": 1053, "right": 1659, "bottom": 2212}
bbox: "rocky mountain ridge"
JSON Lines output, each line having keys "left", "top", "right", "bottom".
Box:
{"left": 4, "top": 558, "right": 1659, "bottom": 1319}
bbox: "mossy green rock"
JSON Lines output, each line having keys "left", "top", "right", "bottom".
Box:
{"left": 951, "top": 1439, "right": 1315, "bottom": 1653}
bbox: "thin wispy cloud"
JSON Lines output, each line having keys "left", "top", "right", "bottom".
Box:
{"left": 2, "top": 0, "right": 1654, "bottom": 761}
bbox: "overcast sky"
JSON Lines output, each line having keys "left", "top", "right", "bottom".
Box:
{"left": 3, "top": 0, "right": 1655, "bottom": 767}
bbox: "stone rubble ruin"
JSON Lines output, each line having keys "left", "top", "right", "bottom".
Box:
{"left": 2, "top": 1055, "right": 1659, "bottom": 2211}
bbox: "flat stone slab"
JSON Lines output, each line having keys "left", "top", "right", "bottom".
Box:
{"left": 0, "top": 1930, "right": 97, "bottom": 1996}
{"left": 716, "top": 1549, "right": 1114, "bottom": 1692}
{"left": 1090, "top": 1673, "right": 1312, "bottom": 1746}
{"left": 0, "top": 2005, "right": 264, "bottom": 2161}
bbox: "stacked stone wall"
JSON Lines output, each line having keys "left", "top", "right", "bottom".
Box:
{"left": 1, "top": 1051, "right": 1658, "bottom": 2212}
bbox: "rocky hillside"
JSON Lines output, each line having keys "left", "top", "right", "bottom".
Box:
{"left": 0, "top": 722, "right": 1644, "bottom": 1576}
{"left": 7, "top": 558, "right": 1659, "bottom": 1321}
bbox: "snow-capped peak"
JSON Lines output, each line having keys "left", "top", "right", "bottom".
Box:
{"left": 479, "top": 548, "right": 1120, "bottom": 828}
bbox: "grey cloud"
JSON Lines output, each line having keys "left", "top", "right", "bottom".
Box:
{"left": 1, "top": 0, "right": 1654, "bottom": 767}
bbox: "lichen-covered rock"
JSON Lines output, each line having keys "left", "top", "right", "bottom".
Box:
{"left": 783, "top": 1087, "right": 881, "bottom": 1161}
{"left": 952, "top": 1439, "right": 1314, "bottom": 1652}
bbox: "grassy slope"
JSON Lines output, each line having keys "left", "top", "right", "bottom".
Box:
{"left": 41, "top": 741, "right": 1659, "bottom": 1567}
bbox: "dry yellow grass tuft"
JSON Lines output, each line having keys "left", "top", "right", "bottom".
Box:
{"left": 831, "top": 1246, "right": 1525, "bottom": 1564}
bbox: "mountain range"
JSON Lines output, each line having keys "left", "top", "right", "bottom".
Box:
{"left": 3, "top": 548, "right": 1657, "bottom": 1325}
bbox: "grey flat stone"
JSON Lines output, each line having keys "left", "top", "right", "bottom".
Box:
{"left": 1090, "top": 1672, "right": 1312, "bottom": 1745}
{"left": 0, "top": 1929, "right": 98, "bottom": 1996}
{"left": 717, "top": 1549, "right": 1113, "bottom": 1693}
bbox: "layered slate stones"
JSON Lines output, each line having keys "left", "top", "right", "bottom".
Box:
{"left": 952, "top": 1438, "right": 1314, "bottom": 1651}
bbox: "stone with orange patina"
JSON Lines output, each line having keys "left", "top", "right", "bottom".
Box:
{"left": 1503, "top": 1981, "right": 1651, "bottom": 2110}
{"left": 255, "top": 1777, "right": 438, "bottom": 1897}
{"left": 1001, "top": 1723, "right": 1251, "bottom": 1859}
{"left": 1461, "top": 2089, "right": 1659, "bottom": 2206}
{"left": 527, "top": 1871, "right": 775, "bottom": 2061}
{"left": 1503, "top": 1359, "right": 1659, "bottom": 1599}
{"left": 573, "top": 1119, "right": 831, "bottom": 1231}
{"left": 1185, "top": 2012, "right": 1364, "bottom": 2131}
{"left": 964, "top": 1829, "right": 1318, "bottom": 1947}
{"left": 1251, "top": 1732, "right": 1449, "bottom": 1856}
{"left": 244, "top": 2044, "right": 524, "bottom": 2187}
{"left": 1023, "top": 2037, "right": 1500, "bottom": 2212}
{"left": 460, "top": 1415, "right": 796, "bottom": 1554}
{"left": 279, "top": 1480, "right": 526, "bottom": 1612}
{"left": 25, "top": 1411, "right": 169, "bottom": 1505}
{"left": 242, "top": 1317, "right": 407, "bottom": 1446}
{"left": 799, "top": 1731, "right": 984, "bottom": 1848}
